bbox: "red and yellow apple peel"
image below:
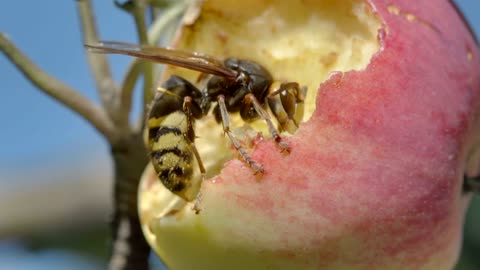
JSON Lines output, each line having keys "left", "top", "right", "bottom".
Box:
{"left": 139, "top": 1, "right": 480, "bottom": 269}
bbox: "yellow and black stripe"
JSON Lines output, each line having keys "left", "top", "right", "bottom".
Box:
{"left": 147, "top": 111, "right": 194, "bottom": 196}
{"left": 144, "top": 76, "right": 205, "bottom": 200}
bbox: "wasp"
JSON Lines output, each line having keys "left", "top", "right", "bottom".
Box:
{"left": 86, "top": 41, "right": 306, "bottom": 202}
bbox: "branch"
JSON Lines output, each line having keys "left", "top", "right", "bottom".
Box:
{"left": 0, "top": 33, "right": 118, "bottom": 144}
{"left": 148, "top": 0, "right": 189, "bottom": 49}
{"left": 76, "top": 0, "right": 120, "bottom": 122}
{"left": 119, "top": 1, "right": 189, "bottom": 126}
{"left": 150, "top": 0, "right": 181, "bottom": 8}
{"left": 133, "top": 1, "right": 149, "bottom": 44}
{"left": 133, "top": 0, "right": 155, "bottom": 117}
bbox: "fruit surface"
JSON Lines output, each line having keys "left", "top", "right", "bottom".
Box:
{"left": 139, "top": 0, "right": 480, "bottom": 269}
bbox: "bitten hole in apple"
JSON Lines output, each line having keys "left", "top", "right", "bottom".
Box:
{"left": 159, "top": 0, "right": 383, "bottom": 179}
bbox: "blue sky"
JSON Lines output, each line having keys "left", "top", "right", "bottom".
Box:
{"left": 0, "top": 1, "right": 137, "bottom": 175}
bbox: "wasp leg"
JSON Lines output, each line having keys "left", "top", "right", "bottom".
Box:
{"left": 183, "top": 96, "right": 206, "bottom": 214}
{"left": 293, "top": 85, "right": 307, "bottom": 126}
{"left": 267, "top": 82, "right": 307, "bottom": 133}
{"left": 244, "top": 93, "right": 289, "bottom": 153}
{"left": 267, "top": 83, "right": 293, "bottom": 133}
{"left": 217, "top": 94, "right": 264, "bottom": 175}
{"left": 189, "top": 140, "right": 205, "bottom": 214}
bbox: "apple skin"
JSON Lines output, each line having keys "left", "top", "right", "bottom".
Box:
{"left": 142, "top": 1, "right": 480, "bottom": 269}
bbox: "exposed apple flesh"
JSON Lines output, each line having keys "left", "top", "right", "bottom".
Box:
{"left": 139, "top": 0, "right": 480, "bottom": 269}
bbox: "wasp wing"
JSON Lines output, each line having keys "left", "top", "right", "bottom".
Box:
{"left": 85, "top": 41, "right": 237, "bottom": 78}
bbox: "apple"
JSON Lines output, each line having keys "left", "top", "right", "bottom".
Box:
{"left": 138, "top": 0, "right": 480, "bottom": 269}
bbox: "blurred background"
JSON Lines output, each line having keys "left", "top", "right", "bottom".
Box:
{"left": 0, "top": 1, "right": 479, "bottom": 269}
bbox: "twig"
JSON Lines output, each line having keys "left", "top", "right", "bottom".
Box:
{"left": 76, "top": 0, "right": 120, "bottom": 123}
{"left": 133, "top": 1, "right": 149, "bottom": 44}
{"left": 119, "top": 1, "right": 189, "bottom": 127}
{"left": 148, "top": 0, "right": 189, "bottom": 47}
{"left": 150, "top": 0, "right": 181, "bottom": 8}
{"left": 118, "top": 63, "right": 142, "bottom": 124}
{"left": 0, "top": 33, "right": 118, "bottom": 144}
{"left": 132, "top": 0, "right": 155, "bottom": 118}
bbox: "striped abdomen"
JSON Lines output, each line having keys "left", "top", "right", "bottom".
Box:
{"left": 147, "top": 111, "right": 194, "bottom": 198}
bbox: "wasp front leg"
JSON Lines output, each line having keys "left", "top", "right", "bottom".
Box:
{"left": 244, "top": 93, "right": 289, "bottom": 153}
{"left": 267, "top": 82, "right": 307, "bottom": 134}
{"left": 217, "top": 95, "right": 264, "bottom": 175}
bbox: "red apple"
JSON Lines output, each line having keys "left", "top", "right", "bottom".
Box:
{"left": 139, "top": 0, "right": 480, "bottom": 269}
